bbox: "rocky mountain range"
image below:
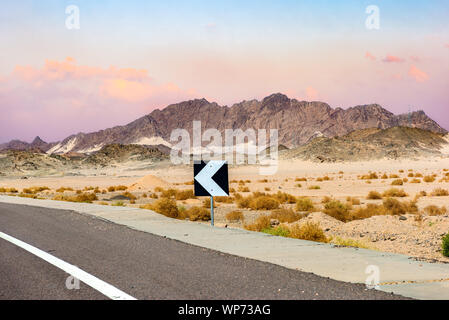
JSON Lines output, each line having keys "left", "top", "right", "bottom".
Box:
{"left": 1, "top": 93, "right": 447, "bottom": 154}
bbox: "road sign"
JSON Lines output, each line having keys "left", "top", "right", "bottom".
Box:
{"left": 194, "top": 160, "right": 229, "bottom": 197}
{"left": 194, "top": 160, "right": 229, "bottom": 227}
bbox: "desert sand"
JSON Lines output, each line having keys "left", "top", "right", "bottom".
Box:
{"left": 1, "top": 157, "right": 449, "bottom": 262}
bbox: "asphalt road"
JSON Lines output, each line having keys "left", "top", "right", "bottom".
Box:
{"left": 0, "top": 202, "right": 407, "bottom": 300}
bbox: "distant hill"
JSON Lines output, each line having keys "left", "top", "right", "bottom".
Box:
{"left": 281, "top": 127, "right": 449, "bottom": 162}
{"left": 1, "top": 93, "right": 446, "bottom": 154}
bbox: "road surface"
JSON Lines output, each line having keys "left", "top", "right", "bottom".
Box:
{"left": 0, "top": 202, "right": 407, "bottom": 300}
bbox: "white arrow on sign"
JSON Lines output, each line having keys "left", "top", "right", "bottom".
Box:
{"left": 194, "top": 161, "right": 228, "bottom": 196}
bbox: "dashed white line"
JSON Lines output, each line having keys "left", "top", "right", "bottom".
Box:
{"left": 0, "top": 231, "right": 137, "bottom": 300}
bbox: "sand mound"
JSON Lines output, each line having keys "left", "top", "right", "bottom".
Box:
{"left": 128, "top": 174, "right": 171, "bottom": 191}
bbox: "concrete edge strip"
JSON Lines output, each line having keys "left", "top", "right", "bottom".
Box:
{"left": 0, "top": 231, "right": 137, "bottom": 300}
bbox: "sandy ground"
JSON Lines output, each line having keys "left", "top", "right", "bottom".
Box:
{"left": 1, "top": 157, "right": 449, "bottom": 262}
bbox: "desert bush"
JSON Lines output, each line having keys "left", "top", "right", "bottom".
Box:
{"left": 56, "top": 187, "right": 74, "bottom": 193}
{"left": 184, "top": 206, "right": 210, "bottom": 221}
{"left": 274, "top": 191, "right": 296, "bottom": 204}
{"left": 382, "top": 198, "right": 417, "bottom": 215}
{"left": 184, "top": 180, "right": 194, "bottom": 185}
{"left": 442, "top": 234, "right": 449, "bottom": 257}
{"left": 262, "top": 226, "right": 290, "bottom": 237}
{"left": 323, "top": 200, "right": 351, "bottom": 222}
{"left": 389, "top": 174, "right": 400, "bottom": 179}
{"left": 398, "top": 170, "right": 404, "bottom": 173}
{"left": 408, "top": 173, "right": 414, "bottom": 178}
{"left": 296, "top": 183, "right": 302, "bottom": 188}
{"left": 144, "top": 198, "right": 179, "bottom": 218}
{"left": 296, "top": 197, "right": 315, "bottom": 212}
{"left": 431, "top": 188, "right": 449, "bottom": 197}
{"left": 381, "top": 173, "right": 388, "bottom": 179}
{"left": 351, "top": 204, "right": 387, "bottom": 220}
{"left": 410, "top": 178, "right": 421, "bottom": 184}
{"left": 52, "top": 192, "right": 98, "bottom": 203}
{"left": 264, "top": 187, "right": 271, "bottom": 191}
{"left": 258, "top": 179, "right": 268, "bottom": 183}
{"left": 333, "top": 237, "right": 369, "bottom": 249}
{"left": 415, "top": 173, "right": 423, "bottom": 177}
{"left": 382, "top": 188, "right": 408, "bottom": 198}
{"left": 391, "top": 179, "right": 404, "bottom": 186}
{"left": 423, "top": 175, "right": 436, "bottom": 183}
{"left": 214, "top": 196, "right": 234, "bottom": 203}
{"left": 238, "top": 186, "right": 250, "bottom": 192}
{"left": 236, "top": 196, "right": 251, "bottom": 209}
{"left": 175, "top": 189, "right": 196, "bottom": 200}
{"left": 19, "top": 193, "right": 38, "bottom": 199}
{"left": 424, "top": 205, "right": 447, "bottom": 216}
{"left": 322, "top": 196, "right": 332, "bottom": 204}
{"left": 108, "top": 185, "right": 127, "bottom": 192}
{"left": 360, "top": 172, "right": 378, "bottom": 180}
{"left": 288, "top": 222, "right": 328, "bottom": 243}
{"left": 244, "top": 215, "right": 271, "bottom": 232}
{"left": 250, "top": 196, "right": 280, "bottom": 210}
{"left": 161, "top": 188, "right": 177, "bottom": 198}
{"left": 22, "top": 186, "right": 50, "bottom": 194}
{"left": 346, "top": 197, "right": 361, "bottom": 205}
{"left": 308, "top": 185, "right": 321, "bottom": 190}
{"left": 295, "top": 177, "right": 307, "bottom": 182}
{"left": 316, "top": 177, "right": 323, "bottom": 182}
{"left": 112, "top": 201, "right": 125, "bottom": 207}
{"left": 367, "top": 191, "right": 382, "bottom": 200}
{"left": 226, "top": 210, "right": 245, "bottom": 222}
{"left": 269, "top": 208, "right": 303, "bottom": 223}
{"left": 121, "top": 191, "right": 137, "bottom": 200}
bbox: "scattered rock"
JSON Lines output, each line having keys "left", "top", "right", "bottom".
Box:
{"left": 270, "top": 219, "right": 280, "bottom": 227}
{"left": 399, "top": 216, "right": 407, "bottom": 221}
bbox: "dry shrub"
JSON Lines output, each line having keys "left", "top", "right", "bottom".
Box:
{"left": 391, "top": 179, "right": 404, "bottom": 186}
{"left": 161, "top": 188, "right": 178, "bottom": 198}
{"left": 121, "top": 191, "right": 137, "bottom": 200}
{"left": 56, "top": 187, "right": 74, "bottom": 193}
{"left": 382, "top": 198, "right": 417, "bottom": 215}
{"left": 175, "top": 189, "right": 196, "bottom": 200}
{"left": 431, "top": 188, "right": 449, "bottom": 197}
{"left": 308, "top": 185, "right": 321, "bottom": 190}
{"left": 22, "top": 186, "right": 50, "bottom": 194}
{"left": 0, "top": 187, "right": 19, "bottom": 193}
{"left": 389, "top": 174, "right": 400, "bottom": 179}
{"left": 250, "top": 196, "right": 280, "bottom": 210}
{"left": 258, "top": 179, "right": 269, "bottom": 183}
{"left": 410, "top": 178, "right": 421, "bottom": 183}
{"left": 351, "top": 204, "right": 387, "bottom": 220}
{"left": 360, "top": 172, "right": 378, "bottom": 180}
{"left": 265, "top": 187, "right": 271, "bottom": 191}
{"left": 108, "top": 185, "right": 127, "bottom": 192}
{"left": 274, "top": 191, "right": 296, "bottom": 204}
{"left": 419, "top": 190, "right": 427, "bottom": 197}
{"left": 244, "top": 215, "right": 271, "bottom": 232}
{"left": 238, "top": 186, "right": 250, "bottom": 192}
{"left": 52, "top": 192, "right": 98, "bottom": 203}
{"left": 142, "top": 198, "right": 179, "bottom": 218}
{"left": 346, "top": 197, "right": 361, "bottom": 205}
{"left": 322, "top": 196, "right": 333, "bottom": 204}
{"left": 424, "top": 205, "right": 447, "bottom": 216}
{"left": 333, "top": 237, "right": 369, "bottom": 249}
{"left": 323, "top": 200, "right": 351, "bottom": 222}
{"left": 296, "top": 197, "right": 315, "bottom": 212}
{"left": 19, "top": 193, "right": 38, "bottom": 199}
{"left": 382, "top": 188, "right": 408, "bottom": 198}
{"left": 381, "top": 173, "right": 388, "bottom": 179}
{"left": 226, "top": 210, "right": 245, "bottom": 222}
{"left": 295, "top": 177, "right": 307, "bottom": 182}
{"left": 184, "top": 206, "right": 210, "bottom": 221}
{"left": 184, "top": 180, "right": 194, "bottom": 185}
{"left": 415, "top": 173, "right": 423, "bottom": 177}
{"left": 215, "top": 196, "right": 233, "bottom": 203}
{"left": 288, "top": 222, "right": 328, "bottom": 243}
{"left": 367, "top": 191, "right": 382, "bottom": 200}
{"left": 423, "top": 175, "right": 436, "bottom": 183}
{"left": 316, "top": 177, "right": 323, "bottom": 182}
{"left": 408, "top": 173, "right": 415, "bottom": 178}
{"left": 398, "top": 170, "right": 404, "bottom": 173}
{"left": 269, "top": 208, "right": 303, "bottom": 223}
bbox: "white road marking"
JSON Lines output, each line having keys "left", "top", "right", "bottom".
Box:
{"left": 0, "top": 231, "right": 137, "bottom": 300}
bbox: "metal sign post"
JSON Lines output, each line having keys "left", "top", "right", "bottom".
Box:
{"left": 210, "top": 196, "right": 214, "bottom": 226}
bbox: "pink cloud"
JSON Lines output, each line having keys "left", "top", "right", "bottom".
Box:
{"left": 445, "top": 44, "right": 449, "bottom": 48}
{"left": 0, "top": 57, "right": 198, "bottom": 142}
{"left": 383, "top": 55, "right": 405, "bottom": 63}
{"left": 365, "top": 52, "right": 376, "bottom": 61}
{"left": 409, "top": 65, "right": 429, "bottom": 82}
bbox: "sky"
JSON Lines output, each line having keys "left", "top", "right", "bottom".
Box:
{"left": 1, "top": 0, "right": 448, "bottom": 143}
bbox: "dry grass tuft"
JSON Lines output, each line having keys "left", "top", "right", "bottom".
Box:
{"left": 431, "top": 188, "right": 449, "bottom": 197}
{"left": 323, "top": 200, "right": 352, "bottom": 222}
{"left": 367, "top": 191, "right": 382, "bottom": 200}
{"left": 382, "top": 188, "right": 408, "bottom": 198}
{"left": 423, "top": 175, "right": 436, "bottom": 183}
{"left": 52, "top": 192, "right": 98, "bottom": 203}
{"left": 288, "top": 222, "right": 328, "bottom": 243}
{"left": 391, "top": 179, "right": 404, "bottom": 186}
{"left": 226, "top": 210, "right": 245, "bottom": 222}
{"left": 141, "top": 198, "right": 179, "bottom": 219}
{"left": 424, "top": 205, "right": 447, "bottom": 216}
{"left": 244, "top": 215, "right": 271, "bottom": 232}
{"left": 296, "top": 197, "right": 315, "bottom": 212}
{"left": 269, "top": 208, "right": 303, "bottom": 223}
